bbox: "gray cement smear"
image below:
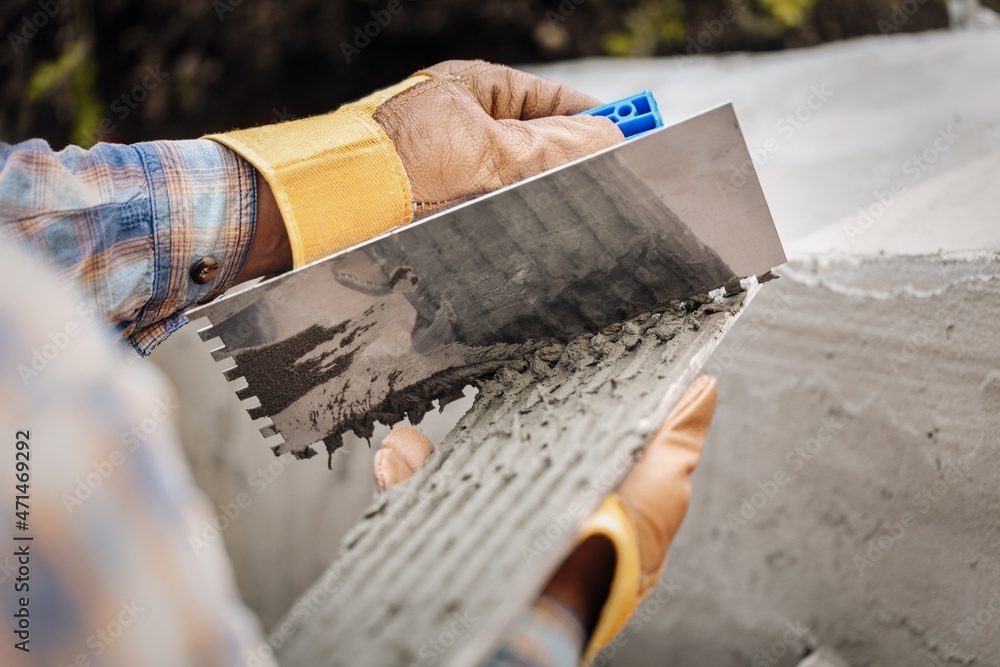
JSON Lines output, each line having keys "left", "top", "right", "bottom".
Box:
{"left": 606, "top": 253, "right": 1000, "bottom": 667}
{"left": 274, "top": 287, "right": 754, "bottom": 667}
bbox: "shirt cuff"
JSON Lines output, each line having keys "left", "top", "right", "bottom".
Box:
{"left": 128, "top": 139, "right": 256, "bottom": 355}
{"left": 491, "top": 595, "right": 586, "bottom": 667}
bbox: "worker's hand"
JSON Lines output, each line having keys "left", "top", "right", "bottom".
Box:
{"left": 210, "top": 60, "right": 624, "bottom": 271}
{"left": 373, "top": 425, "right": 433, "bottom": 493}
{"left": 380, "top": 60, "right": 625, "bottom": 217}
{"left": 373, "top": 377, "right": 716, "bottom": 558}
{"left": 572, "top": 375, "right": 717, "bottom": 663}
{"left": 615, "top": 374, "right": 716, "bottom": 587}
{"left": 370, "top": 377, "right": 717, "bottom": 664}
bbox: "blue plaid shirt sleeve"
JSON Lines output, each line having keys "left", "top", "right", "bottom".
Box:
{"left": 0, "top": 138, "right": 257, "bottom": 355}
{"left": 0, "top": 137, "right": 584, "bottom": 667}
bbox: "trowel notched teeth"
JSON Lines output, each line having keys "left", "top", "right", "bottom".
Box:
{"left": 199, "top": 321, "right": 284, "bottom": 445}
{"left": 757, "top": 270, "right": 779, "bottom": 283}
{"left": 223, "top": 363, "right": 270, "bottom": 420}
{"left": 197, "top": 323, "right": 218, "bottom": 342}
{"left": 236, "top": 386, "right": 255, "bottom": 401}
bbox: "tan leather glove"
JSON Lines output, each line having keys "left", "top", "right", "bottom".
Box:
{"left": 206, "top": 60, "right": 624, "bottom": 268}
{"left": 580, "top": 375, "right": 717, "bottom": 664}
{"left": 372, "top": 377, "right": 718, "bottom": 666}
{"left": 374, "top": 425, "right": 433, "bottom": 494}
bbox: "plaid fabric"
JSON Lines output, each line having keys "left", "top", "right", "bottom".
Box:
{"left": 0, "top": 138, "right": 256, "bottom": 355}
{"left": 0, "top": 241, "right": 275, "bottom": 667}
{"left": 491, "top": 596, "right": 586, "bottom": 667}
{"left": 0, "top": 139, "right": 583, "bottom": 667}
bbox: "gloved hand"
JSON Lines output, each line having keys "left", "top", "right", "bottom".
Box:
{"left": 207, "top": 60, "right": 624, "bottom": 268}
{"left": 578, "top": 374, "right": 717, "bottom": 664}
{"left": 374, "top": 425, "right": 433, "bottom": 494}
{"left": 372, "top": 376, "right": 718, "bottom": 666}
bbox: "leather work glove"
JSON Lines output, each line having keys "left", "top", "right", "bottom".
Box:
{"left": 578, "top": 375, "right": 717, "bottom": 664}
{"left": 372, "top": 376, "right": 718, "bottom": 666}
{"left": 206, "top": 60, "right": 624, "bottom": 268}
{"left": 374, "top": 425, "right": 433, "bottom": 494}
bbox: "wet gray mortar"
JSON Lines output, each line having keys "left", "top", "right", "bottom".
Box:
{"left": 274, "top": 292, "right": 749, "bottom": 667}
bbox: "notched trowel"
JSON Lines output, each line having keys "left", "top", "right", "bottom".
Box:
{"left": 189, "top": 101, "right": 786, "bottom": 463}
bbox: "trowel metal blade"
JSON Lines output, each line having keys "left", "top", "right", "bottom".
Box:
{"left": 188, "top": 102, "right": 785, "bottom": 460}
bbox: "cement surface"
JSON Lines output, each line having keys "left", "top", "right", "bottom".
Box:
{"left": 605, "top": 253, "right": 1000, "bottom": 666}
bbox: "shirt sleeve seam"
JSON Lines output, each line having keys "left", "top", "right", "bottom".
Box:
{"left": 130, "top": 142, "right": 171, "bottom": 340}
{"left": 226, "top": 152, "right": 256, "bottom": 290}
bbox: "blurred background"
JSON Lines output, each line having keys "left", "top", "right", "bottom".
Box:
{"left": 0, "top": 0, "right": 960, "bottom": 146}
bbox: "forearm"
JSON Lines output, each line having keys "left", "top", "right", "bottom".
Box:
{"left": 0, "top": 138, "right": 262, "bottom": 355}
{"left": 238, "top": 171, "right": 292, "bottom": 281}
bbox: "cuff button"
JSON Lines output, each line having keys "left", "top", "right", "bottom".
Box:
{"left": 190, "top": 257, "right": 219, "bottom": 285}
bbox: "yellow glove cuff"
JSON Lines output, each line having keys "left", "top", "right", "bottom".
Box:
{"left": 205, "top": 75, "right": 429, "bottom": 268}
{"left": 578, "top": 495, "right": 643, "bottom": 666}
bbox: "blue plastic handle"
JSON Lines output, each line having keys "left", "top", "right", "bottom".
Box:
{"left": 578, "top": 90, "right": 663, "bottom": 139}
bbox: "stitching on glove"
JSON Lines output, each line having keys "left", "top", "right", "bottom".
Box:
{"left": 414, "top": 197, "right": 463, "bottom": 208}
{"left": 414, "top": 60, "right": 490, "bottom": 81}
{"left": 374, "top": 77, "right": 454, "bottom": 124}
{"left": 378, "top": 61, "right": 486, "bottom": 118}
{"left": 376, "top": 62, "right": 504, "bottom": 124}
{"left": 453, "top": 62, "right": 503, "bottom": 84}
{"left": 337, "top": 106, "right": 415, "bottom": 225}
{"left": 440, "top": 61, "right": 500, "bottom": 86}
